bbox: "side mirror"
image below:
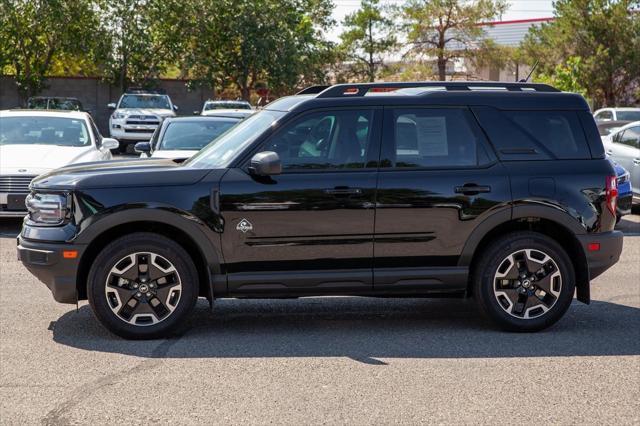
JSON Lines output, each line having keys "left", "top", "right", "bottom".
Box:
{"left": 193, "top": 110, "right": 200, "bottom": 115}
{"left": 107, "top": 102, "right": 117, "bottom": 109}
{"left": 101, "top": 138, "right": 119, "bottom": 150}
{"left": 134, "top": 142, "right": 151, "bottom": 153}
{"left": 173, "top": 105, "right": 179, "bottom": 111}
{"left": 248, "top": 151, "right": 281, "bottom": 176}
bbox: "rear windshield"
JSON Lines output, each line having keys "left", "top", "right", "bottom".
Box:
{"left": 0, "top": 116, "right": 90, "bottom": 147}
{"left": 159, "top": 119, "right": 239, "bottom": 151}
{"left": 616, "top": 110, "right": 640, "bottom": 121}
{"left": 119, "top": 95, "right": 171, "bottom": 109}
{"left": 472, "top": 107, "right": 591, "bottom": 160}
{"left": 204, "top": 102, "right": 251, "bottom": 111}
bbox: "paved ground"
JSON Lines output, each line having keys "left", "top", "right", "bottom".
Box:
{"left": 1, "top": 214, "right": 639, "bottom": 425}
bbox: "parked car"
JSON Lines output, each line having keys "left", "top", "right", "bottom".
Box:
{"left": 135, "top": 116, "right": 241, "bottom": 160}
{"left": 602, "top": 121, "right": 640, "bottom": 205}
{"left": 18, "top": 81, "right": 623, "bottom": 339}
{"left": 200, "top": 100, "right": 252, "bottom": 114}
{"left": 596, "top": 120, "right": 630, "bottom": 137}
{"left": 107, "top": 90, "right": 178, "bottom": 153}
{"left": 0, "top": 110, "right": 118, "bottom": 217}
{"left": 26, "top": 97, "right": 84, "bottom": 112}
{"left": 593, "top": 107, "right": 640, "bottom": 122}
{"left": 610, "top": 160, "right": 633, "bottom": 222}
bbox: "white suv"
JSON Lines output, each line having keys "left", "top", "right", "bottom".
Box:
{"left": 108, "top": 91, "right": 177, "bottom": 152}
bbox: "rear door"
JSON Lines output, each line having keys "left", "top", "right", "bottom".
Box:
{"left": 373, "top": 106, "right": 511, "bottom": 291}
{"left": 219, "top": 108, "right": 382, "bottom": 294}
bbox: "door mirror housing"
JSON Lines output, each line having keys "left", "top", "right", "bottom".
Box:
{"left": 101, "top": 138, "right": 119, "bottom": 150}
{"left": 249, "top": 151, "right": 282, "bottom": 176}
{"left": 107, "top": 102, "right": 117, "bottom": 109}
{"left": 134, "top": 141, "right": 152, "bottom": 153}
{"left": 173, "top": 105, "right": 179, "bottom": 111}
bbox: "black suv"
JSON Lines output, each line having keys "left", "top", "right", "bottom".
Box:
{"left": 18, "top": 82, "right": 624, "bottom": 339}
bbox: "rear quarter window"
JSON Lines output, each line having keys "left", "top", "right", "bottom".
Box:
{"left": 472, "top": 107, "right": 592, "bottom": 160}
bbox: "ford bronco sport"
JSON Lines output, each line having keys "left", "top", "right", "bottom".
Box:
{"left": 18, "top": 82, "right": 623, "bottom": 339}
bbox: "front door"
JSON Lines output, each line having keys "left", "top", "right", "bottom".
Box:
{"left": 374, "top": 106, "right": 512, "bottom": 291}
{"left": 219, "top": 108, "right": 382, "bottom": 294}
{"left": 609, "top": 125, "right": 640, "bottom": 196}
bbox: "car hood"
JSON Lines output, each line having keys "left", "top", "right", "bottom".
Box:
{"left": 31, "top": 158, "right": 210, "bottom": 190}
{"left": 117, "top": 108, "right": 175, "bottom": 118}
{"left": 0, "top": 144, "right": 97, "bottom": 175}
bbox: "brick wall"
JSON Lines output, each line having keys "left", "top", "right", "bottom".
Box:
{"left": 0, "top": 76, "right": 214, "bottom": 134}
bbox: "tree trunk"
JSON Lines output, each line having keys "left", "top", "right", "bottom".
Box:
{"left": 368, "top": 19, "right": 375, "bottom": 82}
{"left": 437, "top": 55, "right": 447, "bottom": 81}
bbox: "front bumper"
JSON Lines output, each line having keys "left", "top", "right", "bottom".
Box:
{"left": 17, "top": 236, "right": 85, "bottom": 304}
{"left": 109, "top": 125, "right": 157, "bottom": 142}
{"left": 576, "top": 231, "right": 624, "bottom": 281}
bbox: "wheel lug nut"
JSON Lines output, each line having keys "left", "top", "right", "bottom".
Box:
{"left": 134, "top": 284, "right": 139, "bottom": 289}
{"left": 136, "top": 292, "right": 141, "bottom": 297}
{"left": 146, "top": 292, "right": 151, "bottom": 297}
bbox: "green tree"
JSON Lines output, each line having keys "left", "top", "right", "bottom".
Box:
{"left": 182, "top": 0, "right": 335, "bottom": 100}
{"left": 522, "top": 0, "right": 640, "bottom": 106}
{"left": 97, "top": 0, "right": 189, "bottom": 91}
{"left": 0, "top": 0, "right": 101, "bottom": 102}
{"left": 339, "top": 0, "right": 396, "bottom": 82}
{"left": 401, "top": 0, "right": 507, "bottom": 81}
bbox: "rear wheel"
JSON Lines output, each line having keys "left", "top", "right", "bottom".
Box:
{"left": 87, "top": 233, "right": 198, "bottom": 339}
{"left": 473, "top": 231, "right": 575, "bottom": 332}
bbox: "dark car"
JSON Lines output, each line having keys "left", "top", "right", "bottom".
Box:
{"left": 26, "top": 97, "right": 84, "bottom": 112}
{"left": 18, "top": 81, "right": 623, "bottom": 339}
{"left": 134, "top": 116, "right": 241, "bottom": 160}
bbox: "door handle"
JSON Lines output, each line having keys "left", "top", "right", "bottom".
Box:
{"left": 324, "top": 187, "right": 363, "bottom": 196}
{"left": 606, "top": 150, "right": 613, "bottom": 155}
{"left": 455, "top": 184, "right": 492, "bottom": 195}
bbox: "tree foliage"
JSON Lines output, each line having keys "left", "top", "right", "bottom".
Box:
{"left": 0, "top": 0, "right": 101, "bottom": 101}
{"left": 522, "top": 0, "right": 640, "bottom": 106}
{"left": 401, "top": 0, "right": 507, "bottom": 81}
{"left": 339, "top": 0, "right": 396, "bottom": 82}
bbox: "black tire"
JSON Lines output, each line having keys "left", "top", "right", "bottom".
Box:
{"left": 473, "top": 231, "right": 575, "bottom": 332}
{"left": 87, "top": 232, "right": 199, "bottom": 339}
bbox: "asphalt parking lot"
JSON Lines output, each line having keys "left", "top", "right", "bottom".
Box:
{"left": 1, "top": 215, "right": 639, "bottom": 425}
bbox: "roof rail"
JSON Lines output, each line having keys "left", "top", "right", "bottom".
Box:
{"left": 297, "top": 85, "right": 331, "bottom": 95}
{"left": 316, "top": 81, "right": 559, "bottom": 98}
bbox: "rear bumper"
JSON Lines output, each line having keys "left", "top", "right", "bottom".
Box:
{"left": 17, "top": 237, "right": 85, "bottom": 304}
{"left": 576, "top": 231, "right": 624, "bottom": 280}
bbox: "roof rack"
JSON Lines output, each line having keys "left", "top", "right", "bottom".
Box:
{"left": 125, "top": 87, "right": 167, "bottom": 95}
{"left": 315, "top": 81, "right": 559, "bottom": 98}
{"left": 296, "top": 85, "right": 331, "bottom": 95}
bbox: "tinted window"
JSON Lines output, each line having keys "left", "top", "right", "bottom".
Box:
{"left": 595, "top": 110, "right": 613, "bottom": 120}
{"left": 159, "top": 119, "right": 239, "bottom": 151}
{"left": 505, "top": 111, "right": 590, "bottom": 159}
{"left": 204, "top": 102, "right": 251, "bottom": 111}
{"left": 617, "top": 127, "right": 640, "bottom": 149}
{"left": 616, "top": 111, "right": 640, "bottom": 121}
{"left": 0, "top": 117, "right": 90, "bottom": 147}
{"left": 262, "top": 110, "right": 375, "bottom": 170}
{"left": 119, "top": 95, "right": 170, "bottom": 109}
{"left": 387, "top": 108, "right": 489, "bottom": 168}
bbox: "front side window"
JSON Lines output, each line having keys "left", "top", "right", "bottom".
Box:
{"left": 159, "top": 119, "right": 239, "bottom": 151}
{"left": 0, "top": 116, "right": 90, "bottom": 147}
{"left": 617, "top": 126, "right": 640, "bottom": 149}
{"left": 616, "top": 110, "right": 640, "bottom": 121}
{"left": 118, "top": 95, "right": 171, "bottom": 110}
{"left": 386, "top": 108, "right": 487, "bottom": 168}
{"left": 261, "top": 109, "right": 375, "bottom": 170}
{"left": 595, "top": 110, "right": 613, "bottom": 121}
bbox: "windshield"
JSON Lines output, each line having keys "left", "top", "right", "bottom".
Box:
{"left": 159, "top": 119, "right": 239, "bottom": 151}
{"left": 204, "top": 102, "right": 252, "bottom": 111}
{"left": 0, "top": 116, "right": 90, "bottom": 147}
{"left": 119, "top": 94, "right": 171, "bottom": 109}
{"left": 617, "top": 111, "right": 640, "bottom": 121}
{"left": 185, "top": 110, "right": 285, "bottom": 169}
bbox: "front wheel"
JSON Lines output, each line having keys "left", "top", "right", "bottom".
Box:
{"left": 87, "top": 233, "right": 199, "bottom": 339}
{"left": 473, "top": 231, "right": 575, "bottom": 332}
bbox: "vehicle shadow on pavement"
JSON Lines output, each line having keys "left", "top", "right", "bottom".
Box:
{"left": 51, "top": 297, "right": 640, "bottom": 363}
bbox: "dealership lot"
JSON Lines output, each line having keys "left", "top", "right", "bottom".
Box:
{"left": 0, "top": 215, "right": 639, "bottom": 425}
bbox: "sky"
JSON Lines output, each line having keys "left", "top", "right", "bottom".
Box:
{"left": 327, "top": 0, "right": 556, "bottom": 41}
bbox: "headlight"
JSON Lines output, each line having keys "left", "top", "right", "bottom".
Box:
{"left": 25, "top": 193, "right": 70, "bottom": 225}
{"left": 617, "top": 171, "right": 630, "bottom": 185}
{"left": 112, "top": 112, "right": 126, "bottom": 120}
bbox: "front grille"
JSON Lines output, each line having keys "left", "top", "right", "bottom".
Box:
{"left": 124, "top": 128, "right": 155, "bottom": 133}
{"left": 0, "top": 175, "right": 36, "bottom": 193}
{"left": 126, "top": 120, "right": 160, "bottom": 125}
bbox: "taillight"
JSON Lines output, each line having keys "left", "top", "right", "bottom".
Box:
{"left": 605, "top": 175, "right": 618, "bottom": 215}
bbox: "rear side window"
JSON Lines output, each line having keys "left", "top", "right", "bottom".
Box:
{"left": 472, "top": 107, "right": 591, "bottom": 160}
{"left": 617, "top": 126, "right": 640, "bottom": 149}
{"left": 384, "top": 108, "right": 492, "bottom": 168}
